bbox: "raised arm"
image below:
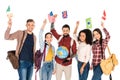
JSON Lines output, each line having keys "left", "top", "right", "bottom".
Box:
{"left": 39, "top": 19, "right": 47, "bottom": 50}
{"left": 101, "top": 21, "right": 110, "bottom": 45}
{"left": 101, "top": 21, "right": 106, "bottom": 29}
{"left": 73, "top": 21, "right": 79, "bottom": 43}
{"left": 41, "top": 19, "right": 47, "bottom": 30}
{"left": 4, "top": 19, "right": 19, "bottom": 40}
{"left": 50, "top": 15, "right": 61, "bottom": 40}
{"left": 73, "top": 21, "right": 79, "bottom": 34}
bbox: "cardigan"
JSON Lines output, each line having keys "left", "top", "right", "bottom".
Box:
{"left": 4, "top": 27, "right": 36, "bottom": 61}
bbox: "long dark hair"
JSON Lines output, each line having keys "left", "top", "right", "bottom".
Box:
{"left": 44, "top": 32, "right": 52, "bottom": 42}
{"left": 78, "top": 29, "right": 93, "bottom": 45}
{"left": 93, "top": 28, "right": 103, "bottom": 45}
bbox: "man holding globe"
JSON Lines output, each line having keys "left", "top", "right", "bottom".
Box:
{"left": 49, "top": 14, "right": 77, "bottom": 80}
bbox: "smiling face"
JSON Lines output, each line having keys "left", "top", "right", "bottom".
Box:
{"left": 93, "top": 31, "right": 101, "bottom": 40}
{"left": 79, "top": 32, "right": 86, "bottom": 42}
{"left": 45, "top": 33, "right": 53, "bottom": 44}
{"left": 93, "top": 28, "right": 103, "bottom": 42}
{"left": 62, "top": 27, "right": 70, "bottom": 36}
{"left": 26, "top": 19, "right": 35, "bottom": 34}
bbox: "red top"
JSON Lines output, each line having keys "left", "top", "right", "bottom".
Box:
{"left": 51, "top": 28, "right": 77, "bottom": 66}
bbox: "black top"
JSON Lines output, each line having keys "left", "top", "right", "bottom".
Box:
{"left": 19, "top": 33, "right": 34, "bottom": 63}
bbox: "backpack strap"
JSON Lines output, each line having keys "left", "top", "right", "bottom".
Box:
{"left": 70, "top": 38, "right": 74, "bottom": 56}
{"left": 70, "top": 38, "right": 77, "bottom": 59}
{"left": 35, "top": 43, "right": 47, "bottom": 80}
{"left": 58, "top": 35, "right": 63, "bottom": 43}
{"left": 58, "top": 35, "right": 74, "bottom": 47}
{"left": 19, "top": 31, "right": 25, "bottom": 54}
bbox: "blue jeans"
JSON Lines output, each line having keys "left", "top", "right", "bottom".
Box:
{"left": 92, "top": 64, "right": 103, "bottom": 80}
{"left": 18, "top": 60, "right": 33, "bottom": 80}
{"left": 40, "top": 61, "right": 53, "bottom": 80}
{"left": 77, "top": 61, "right": 90, "bottom": 80}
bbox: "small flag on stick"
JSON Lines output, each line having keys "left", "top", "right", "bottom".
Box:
{"left": 50, "top": 11, "right": 53, "bottom": 16}
{"left": 62, "top": 11, "right": 68, "bottom": 19}
{"left": 102, "top": 10, "right": 106, "bottom": 20}
{"left": 6, "top": 5, "right": 10, "bottom": 13}
{"left": 48, "top": 11, "right": 57, "bottom": 23}
{"left": 86, "top": 17, "right": 92, "bottom": 29}
{"left": 6, "top": 5, "right": 13, "bottom": 19}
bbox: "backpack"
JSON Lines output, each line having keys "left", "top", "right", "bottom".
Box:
{"left": 35, "top": 50, "right": 43, "bottom": 72}
{"left": 35, "top": 44, "right": 46, "bottom": 80}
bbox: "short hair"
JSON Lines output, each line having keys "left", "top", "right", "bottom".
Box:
{"left": 26, "top": 19, "right": 34, "bottom": 23}
{"left": 62, "top": 24, "right": 70, "bottom": 30}
{"left": 78, "top": 29, "right": 93, "bottom": 45}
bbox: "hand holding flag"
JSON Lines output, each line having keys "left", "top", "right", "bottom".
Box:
{"left": 101, "top": 10, "right": 106, "bottom": 28}
{"left": 8, "top": 18, "right": 12, "bottom": 28}
{"left": 6, "top": 5, "right": 10, "bottom": 12}
{"left": 48, "top": 11, "right": 57, "bottom": 23}
{"left": 6, "top": 5, "right": 13, "bottom": 20}
{"left": 102, "top": 10, "right": 106, "bottom": 20}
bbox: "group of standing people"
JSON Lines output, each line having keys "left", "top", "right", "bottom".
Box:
{"left": 4, "top": 14, "right": 110, "bottom": 80}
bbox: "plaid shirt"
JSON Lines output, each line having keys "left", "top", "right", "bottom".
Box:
{"left": 92, "top": 28, "right": 110, "bottom": 66}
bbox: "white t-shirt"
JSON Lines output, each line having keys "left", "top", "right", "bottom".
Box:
{"left": 73, "top": 34, "right": 91, "bottom": 63}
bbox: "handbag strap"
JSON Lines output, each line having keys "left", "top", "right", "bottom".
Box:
{"left": 107, "top": 45, "right": 112, "bottom": 56}
{"left": 107, "top": 45, "right": 112, "bottom": 80}
{"left": 101, "top": 45, "right": 111, "bottom": 59}
{"left": 104, "top": 45, "right": 112, "bottom": 80}
{"left": 18, "top": 31, "right": 25, "bottom": 54}
{"left": 43, "top": 43, "right": 47, "bottom": 61}
{"left": 109, "top": 74, "right": 112, "bottom": 80}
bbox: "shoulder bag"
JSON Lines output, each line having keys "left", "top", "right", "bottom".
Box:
{"left": 100, "top": 46, "right": 118, "bottom": 80}
{"left": 6, "top": 31, "right": 25, "bottom": 69}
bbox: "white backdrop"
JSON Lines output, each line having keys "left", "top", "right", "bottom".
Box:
{"left": 0, "top": 0, "right": 120, "bottom": 80}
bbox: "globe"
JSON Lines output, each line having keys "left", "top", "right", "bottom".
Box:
{"left": 56, "top": 46, "right": 69, "bottom": 59}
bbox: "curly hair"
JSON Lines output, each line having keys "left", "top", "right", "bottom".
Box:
{"left": 78, "top": 29, "right": 93, "bottom": 45}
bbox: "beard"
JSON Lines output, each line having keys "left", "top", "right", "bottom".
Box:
{"left": 63, "top": 34, "right": 69, "bottom": 37}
